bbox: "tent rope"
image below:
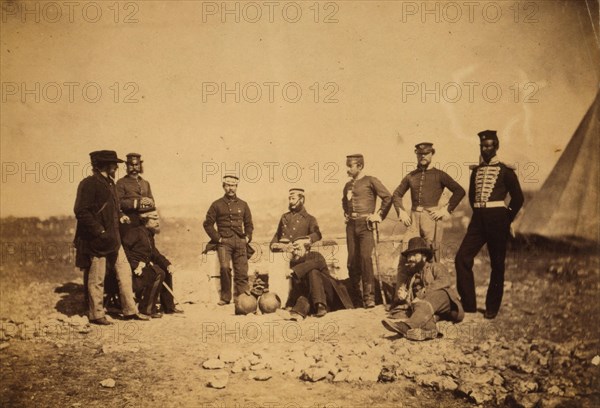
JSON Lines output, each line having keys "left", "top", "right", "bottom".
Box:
{"left": 584, "top": 0, "right": 600, "bottom": 49}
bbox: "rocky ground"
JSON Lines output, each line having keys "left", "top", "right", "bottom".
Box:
{"left": 1, "top": 247, "right": 599, "bottom": 407}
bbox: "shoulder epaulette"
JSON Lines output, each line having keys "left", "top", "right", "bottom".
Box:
{"left": 499, "top": 162, "right": 517, "bottom": 170}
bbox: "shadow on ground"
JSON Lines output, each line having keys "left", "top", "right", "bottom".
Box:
{"left": 54, "top": 282, "right": 86, "bottom": 317}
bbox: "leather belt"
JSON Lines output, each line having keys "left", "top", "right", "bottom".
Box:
{"left": 473, "top": 201, "right": 506, "bottom": 209}
{"left": 349, "top": 212, "right": 370, "bottom": 219}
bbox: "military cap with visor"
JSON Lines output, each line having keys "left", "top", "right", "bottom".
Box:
{"left": 126, "top": 153, "right": 143, "bottom": 164}
{"left": 139, "top": 206, "right": 159, "bottom": 219}
{"left": 346, "top": 153, "right": 365, "bottom": 166}
{"left": 477, "top": 130, "right": 498, "bottom": 142}
{"left": 414, "top": 142, "right": 435, "bottom": 154}
{"left": 222, "top": 175, "right": 239, "bottom": 185}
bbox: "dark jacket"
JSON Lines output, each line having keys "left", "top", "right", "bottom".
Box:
{"left": 270, "top": 207, "right": 322, "bottom": 246}
{"left": 290, "top": 251, "right": 354, "bottom": 311}
{"left": 392, "top": 167, "right": 465, "bottom": 213}
{"left": 122, "top": 225, "right": 171, "bottom": 271}
{"left": 116, "top": 175, "right": 155, "bottom": 214}
{"left": 342, "top": 175, "right": 393, "bottom": 219}
{"left": 469, "top": 157, "right": 524, "bottom": 221}
{"left": 396, "top": 261, "right": 464, "bottom": 322}
{"left": 203, "top": 195, "right": 254, "bottom": 243}
{"left": 73, "top": 171, "right": 122, "bottom": 268}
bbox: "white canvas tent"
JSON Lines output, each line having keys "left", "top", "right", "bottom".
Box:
{"left": 515, "top": 91, "right": 600, "bottom": 245}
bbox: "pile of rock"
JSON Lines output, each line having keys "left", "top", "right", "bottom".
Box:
{"left": 203, "top": 349, "right": 276, "bottom": 389}
{"left": 200, "top": 320, "right": 599, "bottom": 406}
{"left": 0, "top": 314, "right": 91, "bottom": 347}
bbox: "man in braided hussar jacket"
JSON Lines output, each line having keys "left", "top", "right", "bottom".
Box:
{"left": 455, "top": 130, "right": 524, "bottom": 319}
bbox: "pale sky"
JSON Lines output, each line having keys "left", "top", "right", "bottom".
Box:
{"left": 1, "top": 0, "right": 599, "bottom": 218}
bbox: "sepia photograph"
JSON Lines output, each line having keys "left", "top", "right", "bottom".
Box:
{"left": 1, "top": 0, "right": 599, "bottom": 406}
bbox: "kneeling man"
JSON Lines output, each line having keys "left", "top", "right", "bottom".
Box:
{"left": 286, "top": 239, "right": 353, "bottom": 320}
{"left": 382, "top": 237, "right": 464, "bottom": 340}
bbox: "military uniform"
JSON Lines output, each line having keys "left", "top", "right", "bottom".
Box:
{"left": 393, "top": 165, "right": 465, "bottom": 259}
{"left": 116, "top": 174, "right": 154, "bottom": 231}
{"left": 455, "top": 136, "right": 524, "bottom": 316}
{"left": 342, "top": 167, "right": 392, "bottom": 307}
{"left": 270, "top": 207, "right": 321, "bottom": 247}
{"left": 203, "top": 194, "right": 254, "bottom": 303}
{"left": 122, "top": 225, "right": 171, "bottom": 315}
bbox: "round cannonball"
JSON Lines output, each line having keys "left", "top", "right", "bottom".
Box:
{"left": 235, "top": 293, "right": 258, "bottom": 315}
{"left": 258, "top": 292, "right": 281, "bottom": 314}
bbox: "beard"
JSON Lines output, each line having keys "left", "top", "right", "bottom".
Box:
{"left": 289, "top": 202, "right": 303, "bottom": 212}
{"left": 481, "top": 151, "right": 496, "bottom": 162}
{"left": 406, "top": 259, "right": 426, "bottom": 275}
{"left": 127, "top": 164, "right": 143, "bottom": 175}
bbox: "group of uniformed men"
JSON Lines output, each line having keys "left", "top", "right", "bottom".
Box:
{"left": 74, "top": 130, "right": 524, "bottom": 340}
{"left": 74, "top": 151, "right": 182, "bottom": 325}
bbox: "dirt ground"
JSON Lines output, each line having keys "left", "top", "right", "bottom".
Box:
{"left": 1, "top": 231, "right": 599, "bottom": 408}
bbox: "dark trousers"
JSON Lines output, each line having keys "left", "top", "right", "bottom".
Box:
{"left": 289, "top": 270, "right": 335, "bottom": 317}
{"left": 119, "top": 212, "right": 141, "bottom": 238}
{"left": 346, "top": 219, "right": 375, "bottom": 306}
{"left": 455, "top": 208, "right": 510, "bottom": 314}
{"left": 160, "top": 271, "right": 176, "bottom": 312}
{"left": 102, "top": 267, "right": 120, "bottom": 310}
{"left": 406, "top": 290, "right": 451, "bottom": 330}
{"left": 217, "top": 235, "right": 249, "bottom": 303}
{"left": 132, "top": 264, "right": 165, "bottom": 315}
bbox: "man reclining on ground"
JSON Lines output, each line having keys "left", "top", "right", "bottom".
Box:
{"left": 381, "top": 237, "right": 464, "bottom": 341}
{"left": 285, "top": 239, "right": 354, "bottom": 320}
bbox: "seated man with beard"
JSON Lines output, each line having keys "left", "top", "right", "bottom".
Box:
{"left": 122, "top": 208, "right": 181, "bottom": 317}
{"left": 381, "top": 237, "right": 464, "bottom": 341}
{"left": 286, "top": 239, "right": 353, "bottom": 321}
{"left": 270, "top": 188, "right": 322, "bottom": 251}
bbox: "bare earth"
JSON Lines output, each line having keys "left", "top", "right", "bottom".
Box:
{"left": 1, "top": 229, "right": 599, "bottom": 408}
